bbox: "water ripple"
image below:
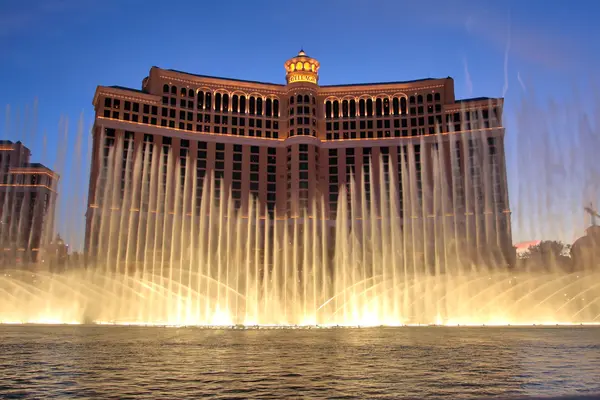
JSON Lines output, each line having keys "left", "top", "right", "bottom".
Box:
{"left": 0, "top": 326, "right": 599, "bottom": 399}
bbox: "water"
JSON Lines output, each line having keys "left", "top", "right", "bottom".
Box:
{"left": 2, "top": 267, "right": 600, "bottom": 326}
{"left": 0, "top": 325, "right": 598, "bottom": 399}
{"left": 1, "top": 113, "right": 600, "bottom": 326}
{"left": 1, "top": 92, "right": 599, "bottom": 326}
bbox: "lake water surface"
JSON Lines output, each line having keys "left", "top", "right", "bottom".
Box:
{"left": 0, "top": 326, "right": 599, "bottom": 399}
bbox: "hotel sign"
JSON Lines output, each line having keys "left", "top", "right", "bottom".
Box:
{"left": 288, "top": 73, "right": 317, "bottom": 84}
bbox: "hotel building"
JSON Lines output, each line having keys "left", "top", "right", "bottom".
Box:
{"left": 0, "top": 140, "right": 59, "bottom": 265}
{"left": 85, "top": 50, "right": 512, "bottom": 265}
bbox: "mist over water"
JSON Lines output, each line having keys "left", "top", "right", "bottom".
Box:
{"left": 507, "top": 86, "right": 600, "bottom": 243}
{"left": 0, "top": 89, "right": 599, "bottom": 327}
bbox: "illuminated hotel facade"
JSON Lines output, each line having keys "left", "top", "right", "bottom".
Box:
{"left": 85, "top": 50, "right": 512, "bottom": 265}
{"left": 0, "top": 140, "right": 59, "bottom": 265}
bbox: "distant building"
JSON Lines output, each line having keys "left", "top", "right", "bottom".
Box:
{"left": 85, "top": 50, "right": 512, "bottom": 266}
{"left": 46, "top": 233, "right": 69, "bottom": 271}
{"left": 0, "top": 140, "right": 59, "bottom": 265}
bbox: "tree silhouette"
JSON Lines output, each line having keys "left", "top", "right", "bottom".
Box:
{"left": 520, "top": 240, "right": 573, "bottom": 272}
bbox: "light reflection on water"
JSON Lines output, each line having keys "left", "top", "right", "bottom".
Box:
{"left": 0, "top": 326, "right": 599, "bottom": 399}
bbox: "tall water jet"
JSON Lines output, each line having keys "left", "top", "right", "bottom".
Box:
{"left": 1, "top": 134, "right": 600, "bottom": 325}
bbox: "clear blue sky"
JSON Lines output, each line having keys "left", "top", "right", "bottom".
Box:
{"left": 1, "top": 0, "right": 599, "bottom": 250}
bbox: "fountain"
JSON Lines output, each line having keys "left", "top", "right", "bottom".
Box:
{"left": 0, "top": 134, "right": 599, "bottom": 327}
{"left": 1, "top": 82, "right": 600, "bottom": 329}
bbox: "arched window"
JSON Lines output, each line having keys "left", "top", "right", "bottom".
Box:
{"left": 325, "top": 101, "right": 332, "bottom": 119}
{"left": 240, "top": 96, "right": 246, "bottom": 113}
{"left": 426, "top": 93, "right": 433, "bottom": 102}
{"left": 197, "top": 91, "right": 204, "bottom": 109}
{"left": 400, "top": 97, "right": 407, "bottom": 114}
{"left": 297, "top": 94, "right": 303, "bottom": 103}
{"left": 290, "top": 96, "right": 294, "bottom": 105}
{"left": 349, "top": 100, "right": 356, "bottom": 117}
{"left": 257, "top": 98, "right": 263, "bottom": 115}
{"left": 266, "top": 98, "right": 272, "bottom": 117}
{"left": 249, "top": 97, "right": 256, "bottom": 115}
{"left": 409, "top": 96, "right": 415, "bottom": 105}
{"left": 383, "top": 98, "right": 390, "bottom": 116}
{"left": 232, "top": 95, "right": 239, "bottom": 113}
{"left": 342, "top": 100, "right": 349, "bottom": 118}
{"left": 304, "top": 95, "right": 309, "bottom": 104}
{"left": 392, "top": 98, "right": 399, "bottom": 115}
{"left": 205, "top": 92, "right": 212, "bottom": 109}
{"left": 434, "top": 93, "right": 441, "bottom": 102}
{"left": 359, "top": 99, "right": 366, "bottom": 117}
{"left": 375, "top": 98, "right": 383, "bottom": 117}
{"left": 222, "top": 94, "right": 229, "bottom": 112}
{"left": 333, "top": 101, "right": 339, "bottom": 118}
{"left": 181, "top": 88, "right": 187, "bottom": 97}
{"left": 189, "top": 90, "right": 194, "bottom": 98}
{"left": 273, "top": 99, "right": 279, "bottom": 117}
{"left": 312, "top": 97, "right": 316, "bottom": 105}
{"left": 171, "top": 86, "right": 177, "bottom": 95}
{"left": 163, "top": 84, "right": 169, "bottom": 93}
{"left": 417, "top": 95, "right": 423, "bottom": 104}
{"left": 366, "top": 99, "right": 373, "bottom": 117}
{"left": 214, "top": 93, "right": 221, "bottom": 112}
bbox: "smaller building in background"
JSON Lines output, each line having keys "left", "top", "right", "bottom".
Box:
{"left": 0, "top": 140, "right": 59, "bottom": 265}
{"left": 45, "top": 233, "right": 69, "bottom": 271}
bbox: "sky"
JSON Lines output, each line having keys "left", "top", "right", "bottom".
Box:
{"left": 0, "top": 0, "right": 599, "bottom": 251}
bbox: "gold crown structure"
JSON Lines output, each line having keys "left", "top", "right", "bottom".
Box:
{"left": 284, "top": 50, "right": 320, "bottom": 85}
